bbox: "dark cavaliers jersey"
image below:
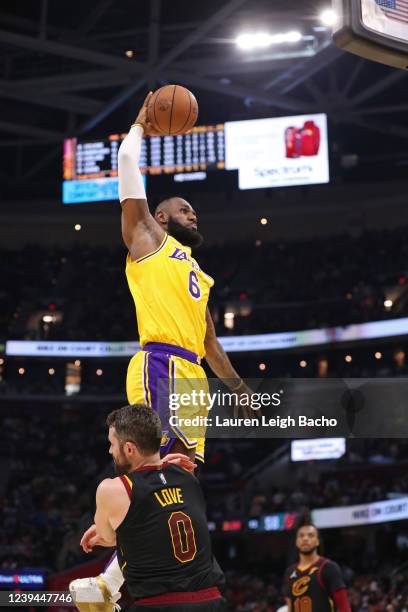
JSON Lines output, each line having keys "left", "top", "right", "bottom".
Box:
{"left": 116, "top": 464, "right": 224, "bottom": 600}
{"left": 284, "top": 557, "right": 345, "bottom": 611}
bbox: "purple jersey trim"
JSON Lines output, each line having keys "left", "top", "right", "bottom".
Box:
{"left": 143, "top": 342, "right": 200, "bottom": 365}
{"left": 103, "top": 551, "right": 117, "bottom": 571}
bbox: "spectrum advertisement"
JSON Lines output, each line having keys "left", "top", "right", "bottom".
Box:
{"left": 224, "top": 113, "right": 329, "bottom": 190}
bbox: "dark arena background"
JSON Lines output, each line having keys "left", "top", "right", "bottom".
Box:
{"left": 1, "top": 1, "right": 408, "bottom": 611}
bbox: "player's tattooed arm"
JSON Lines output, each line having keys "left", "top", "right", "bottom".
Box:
{"left": 204, "top": 307, "right": 241, "bottom": 385}
{"left": 204, "top": 308, "right": 255, "bottom": 418}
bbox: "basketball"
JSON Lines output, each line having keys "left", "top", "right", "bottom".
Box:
{"left": 147, "top": 84, "right": 198, "bottom": 136}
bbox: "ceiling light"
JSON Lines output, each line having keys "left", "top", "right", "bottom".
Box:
{"left": 269, "top": 31, "right": 302, "bottom": 44}
{"left": 320, "top": 9, "right": 338, "bottom": 26}
{"left": 236, "top": 30, "right": 302, "bottom": 51}
{"left": 236, "top": 33, "right": 256, "bottom": 50}
{"left": 255, "top": 32, "right": 273, "bottom": 48}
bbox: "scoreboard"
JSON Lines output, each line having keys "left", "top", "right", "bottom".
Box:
{"left": 64, "top": 126, "right": 225, "bottom": 181}
{"left": 147, "top": 126, "right": 225, "bottom": 174}
{"left": 62, "top": 114, "right": 329, "bottom": 204}
{"left": 63, "top": 125, "right": 224, "bottom": 204}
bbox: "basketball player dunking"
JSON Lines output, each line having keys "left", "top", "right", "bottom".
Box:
{"left": 284, "top": 519, "right": 351, "bottom": 612}
{"left": 119, "top": 92, "right": 250, "bottom": 464}
{"left": 70, "top": 93, "right": 249, "bottom": 611}
{"left": 71, "top": 405, "right": 225, "bottom": 612}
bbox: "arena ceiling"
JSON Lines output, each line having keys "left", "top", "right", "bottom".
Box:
{"left": 0, "top": 0, "right": 408, "bottom": 191}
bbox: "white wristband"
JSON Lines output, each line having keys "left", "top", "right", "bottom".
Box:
{"left": 118, "top": 125, "right": 146, "bottom": 203}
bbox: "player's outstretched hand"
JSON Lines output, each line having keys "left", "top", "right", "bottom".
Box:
{"left": 164, "top": 453, "right": 197, "bottom": 473}
{"left": 233, "top": 382, "right": 263, "bottom": 421}
{"left": 133, "top": 92, "right": 161, "bottom": 136}
{"left": 80, "top": 524, "right": 116, "bottom": 553}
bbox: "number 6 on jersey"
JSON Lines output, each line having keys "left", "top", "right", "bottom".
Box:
{"left": 188, "top": 271, "right": 201, "bottom": 299}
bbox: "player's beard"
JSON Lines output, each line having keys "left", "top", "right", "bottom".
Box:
{"left": 298, "top": 545, "right": 318, "bottom": 557}
{"left": 168, "top": 217, "right": 204, "bottom": 248}
{"left": 113, "top": 447, "right": 132, "bottom": 476}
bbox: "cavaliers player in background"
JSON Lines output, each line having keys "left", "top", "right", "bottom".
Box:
{"left": 70, "top": 405, "right": 225, "bottom": 612}
{"left": 284, "top": 516, "right": 351, "bottom": 612}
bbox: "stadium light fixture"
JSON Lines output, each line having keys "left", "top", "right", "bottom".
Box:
{"left": 320, "top": 8, "right": 338, "bottom": 26}
{"left": 375, "top": 352, "right": 382, "bottom": 360}
{"left": 259, "top": 363, "right": 266, "bottom": 371}
{"left": 276, "top": 31, "right": 301, "bottom": 44}
{"left": 384, "top": 299, "right": 393, "bottom": 309}
{"left": 300, "top": 360, "right": 307, "bottom": 368}
{"left": 260, "top": 217, "right": 268, "bottom": 225}
{"left": 224, "top": 312, "right": 235, "bottom": 330}
{"left": 236, "top": 30, "right": 302, "bottom": 51}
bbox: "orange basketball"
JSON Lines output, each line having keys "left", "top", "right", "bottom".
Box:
{"left": 147, "top": 85, "right": 198, "bottom": 136}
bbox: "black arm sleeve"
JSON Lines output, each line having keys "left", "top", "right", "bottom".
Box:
{"left": 321, "top": 561, "right": 346, "bottom": 594}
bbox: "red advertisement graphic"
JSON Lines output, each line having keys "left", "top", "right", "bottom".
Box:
{"left": 285, "top": 120, "right": 320, "bottom": 158}
{"left": 284, "top": 127, "right": 302, "bottom": 158}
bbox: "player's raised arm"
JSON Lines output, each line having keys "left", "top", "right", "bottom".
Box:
{"left": 118, "top": 92, "right": 165, "bottom": 261}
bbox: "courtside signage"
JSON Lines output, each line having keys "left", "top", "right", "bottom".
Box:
{"left": 291, "top": 438, "right": 346, "bottom": 462}
{"left": 245, "top": 497, "right": 408, "bottom": 532}
{"left": 6, "top": 316, "right": 408, "bottom": 356}
{"left": 313, "top": 497, "right": 408, "bottom": 528}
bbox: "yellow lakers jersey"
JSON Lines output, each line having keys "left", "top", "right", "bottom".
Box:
{"left": 126, "top": 233, "right": 214, "bottom": 358}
